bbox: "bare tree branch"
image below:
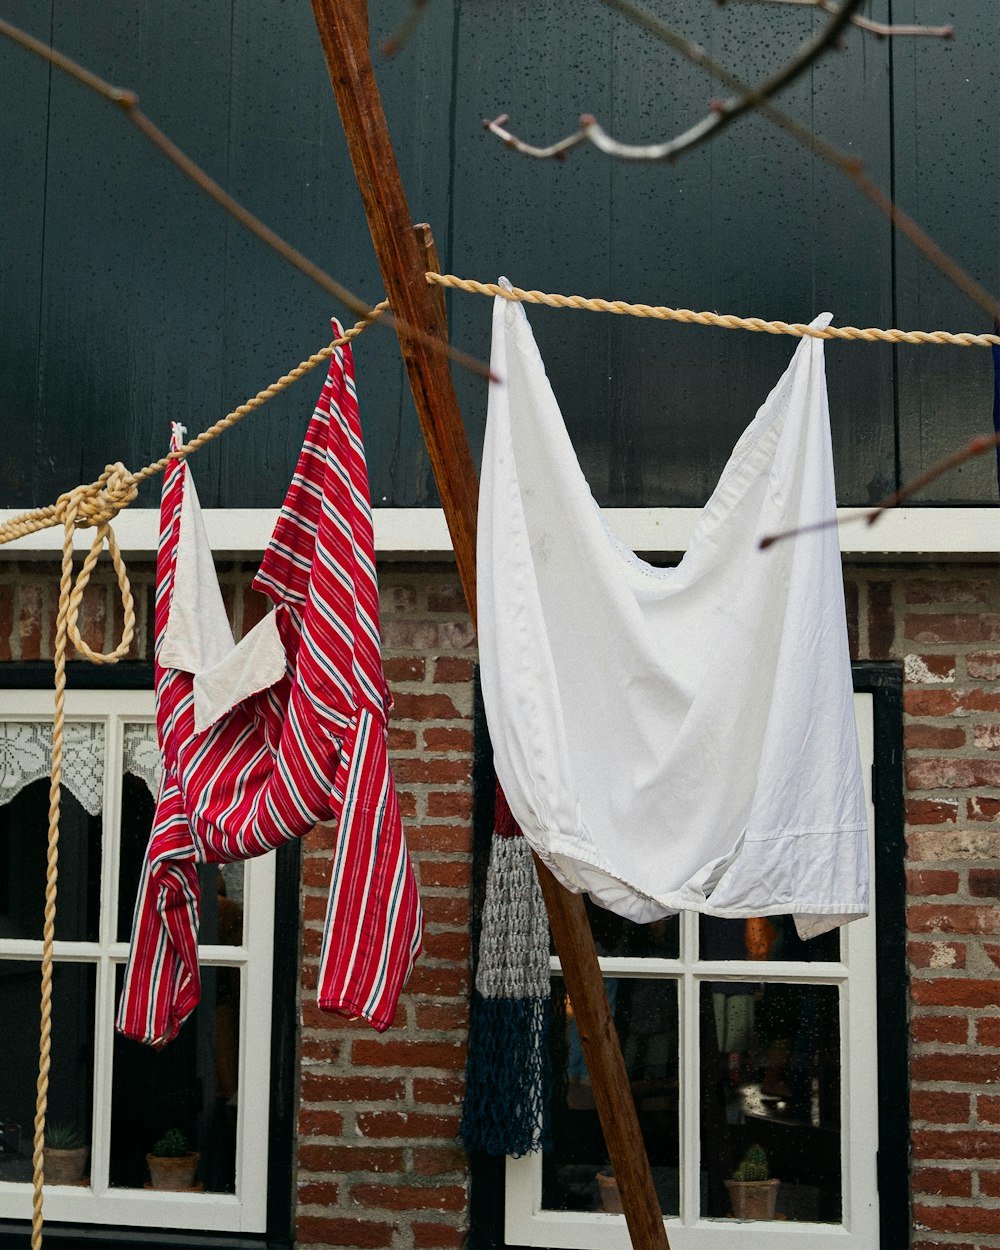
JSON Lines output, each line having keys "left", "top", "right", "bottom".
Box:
{"left": 487, "top": 0, "right": 1000, "bottom": 321}
{"left": 0, "top": 16, "right": 494, "bottom": 382}
{"left": 724, "top": 0, "right": 953, "bottom": 41}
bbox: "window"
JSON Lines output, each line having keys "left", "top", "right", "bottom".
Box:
{"left": 0, "top": 670, "right": 297, "bottom": 1245}
{"left": 471, "top": 666, "right": 907, "bottom": 1249}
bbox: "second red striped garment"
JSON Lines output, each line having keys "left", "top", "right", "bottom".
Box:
{"left": 117, "top": 325, "right": 422, "bottom": 1047}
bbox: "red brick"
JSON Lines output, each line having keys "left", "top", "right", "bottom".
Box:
{"left": 296, "top": 1180, "right": 340, "bottom": 1206}
{"left": 302, "top": 857, "right": 332, "bottom": 888}
{"left": 416, "top": 1002, "right": 470, "bottom": 1031}
{"left": 908, "top": 941, "right": 966, "bottom": 970}
{"left": 72, "top": 583, "right": 107, "bottom": 655}
{"left": 412, "top": 1147, "right": 467, "bottom": 1175}
{"left": 299, "top": 1038, "right": 342, "bottom": 1063}
{"left": 913, "top": 1129, "right": 1000, "bottom": 1160}
{"left": 418, "top": 859, "right": 472, "bottom": 889}
{"left": 350, "top": 1183, "right": 466, "bottom": 1212}
{"left": 970, "top": 869, "right": 1000, "bottom": 897}
{"left": 392, "top": 692, "right": 462, "bottom": 721}
{"left": 300, "top": 999, "right": 407, "bottom": 1032}
{"left": 905, "top": 724, "right": 966, "bottom": 749}
{"left": 412, "top": 1221, "right": 466, "bottom": 1249}
{"left": 986, "top": 943, "right": 1000, "bottom": 969}
{"left": 384, "top": 656, "right": 425, "bottom": 682}
{"left": 413, "top": 1077, "right": 466, "bottom": 1106}
{"left": 868, "top": 581, "right": 894, "bottom": 660}
{"left": 427, "top": 792, "right": 472, "bottom": 818}
{"left": 357, "top": 1110, "right": 461, "bottom": 1140}
{"left": 906, "top": 580, "right": 992, "bottom": 606}
{"left": 300, "top": 1074, "right": 407, "bottom": 1103}
{"left": 239, "top": 588, "right": 270, "bottom": 637}
{"left": 351, "top": 1039, "right": 467, "bottom": 1070}
{"left": 905, "top": 653, "right": 957, "bottom": 683}
{"left": 907, "top": 870, "right": 960, "bottom": 896}
{"left": 420, "top": 895, "right": 471, "bottom": 925}
{"left": 908, "top": 907, "right": 1000, "bottom": 937}
{"left": 302, "top": 894, "right": 327, "bottom": 922}
{"left": 969, "top": 652, "right": 1000, "bottom": 681}
{"left": 911, "top": 1166, "right": 973, "bottom": 1197}
{"left": 978, "top": 1169, "right": 1000, "bottom": 1197}
{"left": 910, "top": 1090, "right": 971, "bottom": 1124}
{"left": 18, "top": 584, "right": 43, "bottom": 660}
{"left": 907, "top": 758, "right": 1000, "bottom": 790}
{"left": 911, "top": 1015, "right": 968, "bottom": 1044}
{"left": 978, "top": 1020, "right": 1000, "bottom": 1048}
{"left": 419, "top": 931, "right": 471, "bottom": 963}
{"left": 404, "top": 964, "right": 470, "bottom": 998}
{"left": 968, "top": 797, "right": 1000, "bottom": 822}
{"left": 906, "top": 799, "right": 959, "bottom": 826}
{"left": 427, "top": 584, "right": 467, "bottom": 613}
{"left": 297, "top": 1109, "right": 345, "bottom": 1137}
{"left": 911, "top": 975, "right": 1000, "bottom": 1007}
{"left": 906, "top": 690, "right": 961, "bottom": 717}
{"left": 960, "top": 689, "right": 1000, "bottom": 713}
{"left": 398, "top": 791, "right": 417, "bottom": 818}
{"left": 975, "top": 723, "right": 1000, "bottom": 751}
{"left": 912, "top": 1242, "right": 973, "bottom": 1250}
{"left": 434, "top": 657, "right": 475, "bottom": 683}
{"left": 392, "top": 758, "right": 471, "bottom": 785}
{"left": 388, "top": 727, "right": 417, "bottom": 751}
{"left": 406, "top": 824, "right": 472, "bottom": 853}
{"left": 910, "top": 1051, "right": 1000, "bottom": 1083}
{"left": 300, "top": 1145, "right": 405, "bottom": 1173}
{"left": 381, "top": 620, "right": 475, "bottom": 651}
{"left": 301, "top": 927, "right": 323, "bottom": 958}
{"left": 423, "top": 727, "right": 473, "bottom": 753}
{"left": 295, "top": 1216, "right": 393, "bottom": 1248}
{"left": 905, "top": 615, "right": 1000, "bottom": 644}
{"left": 913, "top": 1203, "right": 1000, "bottom": 1234}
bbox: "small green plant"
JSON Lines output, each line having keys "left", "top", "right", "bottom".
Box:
{"left": 150, "top": 1128, "right": 191, "bottom": 1158}
{"left": 44, "top": 1122, "right": 85, "bottom": 1150}
{"left": 731, "top": 1144, "right": 770, "bottom": 1183}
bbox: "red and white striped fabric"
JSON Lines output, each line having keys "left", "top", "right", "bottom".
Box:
{"left": 117, "top": 326, "right": 422, "bottom": 1046}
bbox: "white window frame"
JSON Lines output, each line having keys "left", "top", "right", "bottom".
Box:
{"left": 505, "top": 694, "right": 878, "bottom": 1249}
{"left": 0, "top": 688, "right": 276, "bottom": 1235}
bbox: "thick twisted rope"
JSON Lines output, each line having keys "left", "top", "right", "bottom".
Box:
{"left": 16, "top": 303, "right": 386, "bottom": 1250}
{"left": 427, "top": 273, "right": 1000, "bottom": 347}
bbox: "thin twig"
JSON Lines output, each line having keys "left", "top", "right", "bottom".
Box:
{"left": 723, "top": 0, "right": 953, "bottom": 40}
{"left": 381, "top": 0, "right": 429, "bottom": 57}
{"left": 486, "top": 0, "right": 863, "bottom": 165}
{"left": 488, "top": 0, "right": 1000, "bottom": 322}
{"left": 760, "top": 433, "right": 1000, "bottom": 549}
{"left": 0, "top": 16, "right": 493, "bottom": 382}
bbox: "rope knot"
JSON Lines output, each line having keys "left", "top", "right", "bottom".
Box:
{"left": 55, "top": 462, "right": 138, "bottom": 529}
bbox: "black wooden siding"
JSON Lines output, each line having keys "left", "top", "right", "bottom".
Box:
{"left": 1, "top": 0, "right": 997, "bottom": 511}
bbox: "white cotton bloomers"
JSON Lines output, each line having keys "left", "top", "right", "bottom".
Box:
{"left": 477, "top": 290, "right": 869, "bottom": 940}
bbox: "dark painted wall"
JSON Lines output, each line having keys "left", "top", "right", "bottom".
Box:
{"left": 1, "top": 1, "right": 996, "bottom": 510}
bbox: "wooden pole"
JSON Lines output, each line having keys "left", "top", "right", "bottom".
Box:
{"left": 308, "top": 4, "right": 670, "bottom": 1247}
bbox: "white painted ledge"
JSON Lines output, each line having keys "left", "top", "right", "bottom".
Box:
{"left": 1, "top": 507, "right": 999, "bottom": 560}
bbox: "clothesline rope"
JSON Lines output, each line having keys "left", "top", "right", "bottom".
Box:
{"left": 427, "top": 272, "right": 1000, "bottom": 347}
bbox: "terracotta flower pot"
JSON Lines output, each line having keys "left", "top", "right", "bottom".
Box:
{"left": 43, "top": 1145, "right": 88, "bottom": 1185}
{"left": 725, "top": 1177, "right": 780, "bottom": 1220}
{"left": 146, "top": 1151, "right": 200, "bottom": 1190}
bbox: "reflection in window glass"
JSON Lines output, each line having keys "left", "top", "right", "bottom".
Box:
{"left": 699, "top": 914, "right": 841, "bottom": 964}
{"left": 0, "top": 782, "right": 101, "bottom": 944}
{"left": 552, "top": 899, "right": 680, "bottom": 960}
{"left": 110, "top": 965, "right": 239, "bottom": 1193}
{"left": 699, "top": 982, "right": 841, "bottom": 1222}
{"left": 0, "top": 961, "right": 96, "bottom": 1184}
{"left": 544, "top": 976, "right": 679, "bottom": 1216}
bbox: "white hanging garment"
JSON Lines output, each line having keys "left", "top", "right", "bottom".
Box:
{"left": 478, "top": 289, "right": 868, "bottom": 939}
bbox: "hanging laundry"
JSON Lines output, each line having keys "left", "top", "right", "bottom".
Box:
{"left": 118, "top": 326, "right": 421, "bottom": 1047}
{"left": 461, "top": 782, "right": 551, "bottom": 1157}
{"left": 478, "top": 287, "right": 868, "bottom": 939}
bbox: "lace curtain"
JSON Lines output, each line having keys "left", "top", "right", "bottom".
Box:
{"left": 0, "top": 721, "right": 161, "bottom": 815}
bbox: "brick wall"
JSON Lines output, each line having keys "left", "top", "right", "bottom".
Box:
{"left": 5, "top": 554, "right": 1000, "bottom": 1247}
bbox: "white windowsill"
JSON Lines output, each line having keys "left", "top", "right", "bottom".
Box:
{"left": 1, "top": 506, "right": 998, "bottom": 560}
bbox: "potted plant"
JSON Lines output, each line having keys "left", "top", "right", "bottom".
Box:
{"left": 724, "top": 1144, "right": 780, "bottom": 1220}
{"left": 146, "top": 1128, "right": 199, "bottom": 1191}
{"left": 43, "top": 1122, "right": 88, "bottom": 1185}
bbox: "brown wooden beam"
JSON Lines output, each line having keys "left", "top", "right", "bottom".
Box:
{"left": 308, "top": 4, "right": 670, "bottom": 1247}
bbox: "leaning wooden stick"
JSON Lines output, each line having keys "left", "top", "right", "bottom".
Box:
{"left": 307, "top": 1, "right": 671, "bottom": 1246}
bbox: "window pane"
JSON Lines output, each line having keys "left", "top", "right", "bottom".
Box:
{"left": 110, "top": 964, "right": 239, "bottom": 1193}
{"left": 699, "top": 914, "right": 841, "bottom": 964}
{"left": 543, "top": 976, "right": 679, "bottom": 1216}
{"left": 699, "top": 981, "right": 841, "bottom": 1222}
{"left": 552, "top": 898, "right": 679, "bottom": 959}
{"left": 0, "top": 780, "right": 101, "bottom": 943}
{"left": 0, "top": 960, "right": 96, "bottom": 1184}
{"left": 115, "top": 772, "right": 245, "bottom": 947}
